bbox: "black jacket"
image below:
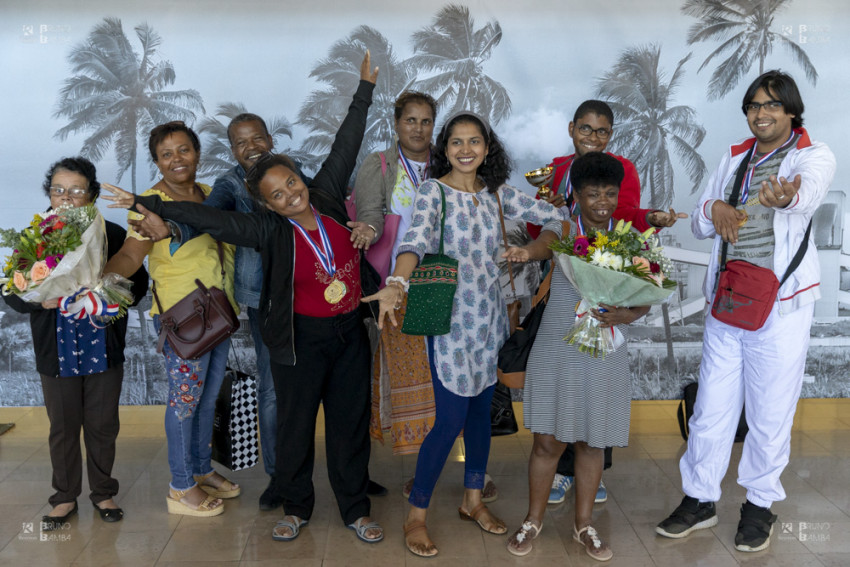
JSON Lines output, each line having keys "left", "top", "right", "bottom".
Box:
{"left": 3, "top": 220, "right": 149, "bottom": 377}
{"left": 135, "top": 80, "right": 378, "bottom": 366}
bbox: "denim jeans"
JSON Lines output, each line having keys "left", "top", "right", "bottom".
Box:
{"left": 154, "top": 315, "right": 231, "bottom": 491}
{"left": 248, "top": 306, "right": 277, "bottom": 477}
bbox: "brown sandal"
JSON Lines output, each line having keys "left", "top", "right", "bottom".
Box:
{"left": 166, "top": 487, "right": 224, "bottom": 517}
{"left": 194, "top": 470, "right": 241, "bottom": 499}
{"left": 458, "top": 502, "right": 507, "bottom": 534}
{"left": 573, "top": 525, "right": 613, "bottom": 562}
{"left": 404, "top": 520, "right": 437, "bottom": 557}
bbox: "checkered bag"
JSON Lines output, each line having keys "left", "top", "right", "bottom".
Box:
{"left": 211, "top": 366, "right": 259, "bottom": 471}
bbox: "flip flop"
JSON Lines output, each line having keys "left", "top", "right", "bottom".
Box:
{"left": 347, "top": 517, "right": 384, "bottom": 543}
{"left": 272, "top": 516, "right": 308, "bottom": 542}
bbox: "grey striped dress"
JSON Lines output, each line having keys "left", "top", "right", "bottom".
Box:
{"left": 523, "top": 224, "right": 632, "bottom": 448}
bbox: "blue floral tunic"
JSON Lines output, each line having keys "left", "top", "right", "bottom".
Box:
{"left": 397, "top": 179, "right": 568, "bottom": 396}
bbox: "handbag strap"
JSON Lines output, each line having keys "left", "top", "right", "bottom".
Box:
{"left": 718, "top": 145, "right": 811, "bottom": 285}
{"left": 152, "top": 241, "right": 226, "bottom": 313}
{"left": 494, "top": 190, "right": 517, "bottom": 298}
{"left": 436, "top": 183, "right": 448, "bottom": 255}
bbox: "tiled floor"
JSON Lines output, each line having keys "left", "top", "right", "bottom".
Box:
{"left": 0, "top": 399, "right": 848, "bottom": 566}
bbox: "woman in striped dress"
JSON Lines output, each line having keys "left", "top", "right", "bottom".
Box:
{"left": 504, "top": 153, "right": 651, "bottom": 562}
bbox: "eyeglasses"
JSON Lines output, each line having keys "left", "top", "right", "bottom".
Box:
{"left": 49, "top": 186, "right": 89, "bottom": 198}
{"left": 576, "top": 124, "right": 612, "bottom": 139}
{"left": 743, "top": 100, "right": 784, "bottom": 113}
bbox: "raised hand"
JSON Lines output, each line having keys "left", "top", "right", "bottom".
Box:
{"left": 360, "top": 50, "right": 379, "bottom": 84}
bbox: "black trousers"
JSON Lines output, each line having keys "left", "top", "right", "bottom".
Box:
{"left": 556, "top": 444, "right": 614, "bottom": 476}
{"left": 40, "top": 365, "right": 123, "bottom": 507}
{"left": 271, "top": 310, "right": 371, "bottom": 525}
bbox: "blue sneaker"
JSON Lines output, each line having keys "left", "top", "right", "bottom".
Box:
{"left": 548, "top": 474, "right": 574, "bottom": 504}
{"left": 595, "top": 480, "right": 608, "bottom": 503}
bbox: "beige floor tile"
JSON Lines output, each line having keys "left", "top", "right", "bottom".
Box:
{"left": 71, "top": 529, "right": 172, "bottom": 566}
{"left": 157, "top": 526, "right": 250, "bottom": 563}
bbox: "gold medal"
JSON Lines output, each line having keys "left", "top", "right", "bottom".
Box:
{"left": 324, "top": 279, "right": 348, "bottom": 304}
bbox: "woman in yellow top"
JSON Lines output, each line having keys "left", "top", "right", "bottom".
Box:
{"left": 104, "top": 121, "right": 239, "bottom": 517}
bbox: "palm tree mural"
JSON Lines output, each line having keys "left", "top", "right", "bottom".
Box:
{"left": 681, "top": 0, "right": 818, "bottom": 100}
{"left": 409, "top": 4, "right": 511, "bottom": 126}
{"left": 53, "top": 17, "right": 204, "bottom": 193}
{"left": 595, "top": 45, "right": 707, "bottom": 209}
{"left": 196, "top": 103, "right": 297, "bottom": 180}
{"left": 296, "top": 26, "right": 416, "bottom": 173}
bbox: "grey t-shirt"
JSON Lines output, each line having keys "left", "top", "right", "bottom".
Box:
{"left": 725, "top": 134, "right": 799, "bottom": 270}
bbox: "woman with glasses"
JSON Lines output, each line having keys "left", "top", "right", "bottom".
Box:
{"left": 103, "top": 52, "right": 384, "bottom": 543}
{"left": 2, "top": 157, "right": 148, "bottom": 529}
{"left": 103, "top": 121, "right": 240, "bottom": 517}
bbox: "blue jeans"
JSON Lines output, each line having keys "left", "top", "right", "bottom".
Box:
{"left": 248, "top": 306, "right": 277, "bottom": 477}
{"left": 409, "top": 336, "right": 495, "bottom": 509}
{"left": 155, "top": 315, "right": 231, "bottom": 491}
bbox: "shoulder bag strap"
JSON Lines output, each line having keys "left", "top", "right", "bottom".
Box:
{"left": 718, "top": 146, "right": 755, "bottom": 271}
{"left": 494, "top": 190, "right": 517, "bottom": 298}
{"left": 436, "top": 184, "right": 447, "bottom": 255}
{"left": 779, "top": 220, "right": 813, "bottom": 286}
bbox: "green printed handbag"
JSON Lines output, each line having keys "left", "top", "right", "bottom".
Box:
{"left": 401, "top": 185, "right": 459, "bottom": 336}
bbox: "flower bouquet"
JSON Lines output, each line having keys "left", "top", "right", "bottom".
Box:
{"left": 1, "top": 205, "right": 134, "bottom": 324}
{"left": 550, "top": 219, "right": 676, "bottom": 357}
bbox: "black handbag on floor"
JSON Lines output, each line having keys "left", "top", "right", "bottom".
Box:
{"left": 677, "top": 382, "right": 748, "bottom": 443}
{"left": 490, "top": 381, "right": 518, "bottom": 436}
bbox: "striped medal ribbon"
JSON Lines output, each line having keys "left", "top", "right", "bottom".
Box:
{"left": 740, "top": 132, "right": 796, "bottom": 205}
{"left": 288, "top": 206, "right": 347, "bottom": 304}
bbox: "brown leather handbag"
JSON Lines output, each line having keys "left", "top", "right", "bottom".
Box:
{"left": 153, "top": 242, "right": 239, "bottom": 360}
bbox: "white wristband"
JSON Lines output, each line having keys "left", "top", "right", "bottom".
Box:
{"left": 385, "top": 276, "right": 409, "bottom": 293}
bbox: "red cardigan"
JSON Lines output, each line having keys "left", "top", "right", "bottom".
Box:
{"left": 527, "top": 152, "right": 653, "bottom": 238}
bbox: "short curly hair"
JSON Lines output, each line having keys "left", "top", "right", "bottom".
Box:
{"left": 148, "top": 121, "right": 201, "bottom": 162}
{"left": 570, "top": 152, "right": 625, "bottom": 193}
{"left": 42, "top": 157, "right": 100, "bottom": 201}
{"left": 431, "top": 112, "right": 513, "bottom": 193}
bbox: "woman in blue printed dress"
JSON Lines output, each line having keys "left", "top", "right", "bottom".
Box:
{"left": 365, "top": 110, "right": 568, "bottom": 557}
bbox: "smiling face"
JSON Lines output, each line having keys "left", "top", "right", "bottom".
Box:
{"left": 747, "top": 87, "right": 795, "bottom": 153}
{"left": 154, "top": 132, "right": 199, "bottom": 185}
{"left": 444, "top": 120, "right": 489, "bottom": 175}
{"left": 230, "top": 120, "right": 274, "bottom": 171}
{"left": 568, "top": 113, "right": 613, "bottom": 157}
{"left": 258, "top": 164, "right": 310, "bottom": 219}
{"left": 575, "top": 183, "right": 619, "bottom": 228}
{"left": 395, "top": 101, "right": 435, "bottom": 161}
{"left": 49, "top": 169, "right": 92, "bottom": 210}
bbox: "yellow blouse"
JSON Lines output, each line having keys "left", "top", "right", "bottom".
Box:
{"left": 127, "top": 184, "right": 238, "bottom": 316}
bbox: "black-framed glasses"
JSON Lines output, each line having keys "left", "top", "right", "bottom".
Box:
{"left": 576, "top": 124, "right": 612, "bottom": 139}
{"left": 743, "top": 100, "right": 784, "bottom": 113}
{"left": 49, "top": 186, "right": 89, "bottom": 198}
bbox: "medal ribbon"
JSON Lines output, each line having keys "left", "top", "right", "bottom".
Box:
{"left": 288, "top": 206, "right": 337, "bottom": 278}
{"left": 398, "top": 144, "right": 429, "bottom": 188}
{"left": 575, "top": 215, "right": 613, "bottom": 236}
{"left": 564, "top": 168, "right": 578, "bottom": 215}
{"left": 740, "top": 132, "right": 796, "bottom": 205}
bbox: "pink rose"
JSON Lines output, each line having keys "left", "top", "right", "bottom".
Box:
{"left": 573, "top": 237, "right": 590, "bottom": 257}
{"left": 30, "top": 260, "right": 51, "bottom": 283}
{"left": 632, "top": 256, "right": 651, "bottom": 273}
{"left": 13, "top": 271, "right": 28, "bottom": 291}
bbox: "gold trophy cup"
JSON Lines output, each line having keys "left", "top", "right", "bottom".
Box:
{"left": 525, "top": 166, "right": 555, "bottom": 199}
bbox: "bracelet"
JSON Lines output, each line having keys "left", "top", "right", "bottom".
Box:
{"left": 385, "top": 276, "right": 409, "bottom": 293}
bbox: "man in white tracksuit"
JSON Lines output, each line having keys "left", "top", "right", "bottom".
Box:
{"left": 656, "top": 70, "right": 836, "bottom": 552}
